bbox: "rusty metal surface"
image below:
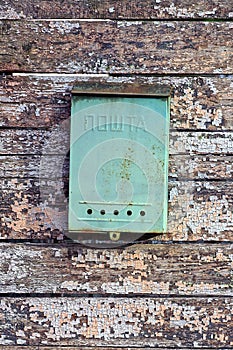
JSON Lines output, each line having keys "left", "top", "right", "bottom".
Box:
{"left": 72, "top": 81, "right": 171, "bottom": 96}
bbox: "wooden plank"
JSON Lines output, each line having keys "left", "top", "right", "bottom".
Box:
{"left": 0, "top": 21, "right": 232, "bottom": 74}
{"left": 0, "top": 180, "right": 232, "bottom": 240}
{"left": 0, "top": 345, "right": 222, "bottom": 350}
{"left": 0, "top": 345, "right": 218, "bottom": 350}
{"left": 0, "top": 243, "right": 232, "bottom": 295}
{"left": 0, "top": 0, "right": 232, "bottom": 19}
{"left": 1, "top": 154, "right": 232, "bottom": 180}
{"left": 0, "top": 348, "right": 213, "bottom": 350}
{"left": 0, "top": 297, "right": 232, "bottom": 346}
{"left": 1, "top": 75, "right": 232, "bottom": 130}
{"left": 0, "top": 129, "right": 232, "bottom": 155}
{"left": 169, "top": 155, "right": 233, "bottom": 180}
{"left": 0, "top": 348, "right": 216, "bottom": 350}
{"left": 0, "top": 348, "right": 215, "bottom": 350}
{"left": 1, "top": 348, "right": 209, "bottom": 350}
{"left": 170, "top": 132, "right": 233, "bottom": 155}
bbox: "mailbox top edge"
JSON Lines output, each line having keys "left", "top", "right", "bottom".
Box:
{"left": 72, "top": 82, "right": 171, "bottom": 97}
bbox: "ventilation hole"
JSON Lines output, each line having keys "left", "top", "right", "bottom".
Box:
{"left": 140, "top": 210, "right": 146, "bottom": 216}
{"left": 127, "top": 210, "right": 132, "bottom": 216}
{"left": 100, "top": 209, "right": 106, "bottom": 215}
{"left": 87, "top": 209, "right": 92, "bottom": 215}
{"left": 114, "top": 210, "right": 119, "bottom": 215}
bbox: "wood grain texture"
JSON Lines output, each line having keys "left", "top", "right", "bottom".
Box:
{"left": 1, "top": 154, "right": 232, "bottom": 180}
{"left": 1, "top": 348, "right": 214, "bottom": 350}
{"left": 0, "top": 348, "right": 215, "bottom": 350}
{"left": 0, "top": 297, "right": 232, "bottom": 346}
{"left": 1, "top": 180, "right": 232, "bottom": 240}
{"left": 0, "top": 21, "right": 232, "bottom": 74}
{"left": 1, "top": 75, "right": 232, "bottom": 130}
{"left": 0, "top": 348, "right": 221, "bottom": 350}
{"left": 1, "top": 0, "right": 233, "bottom": 19}
{"left": 0, "top": 3, "right": 232, "bottom": 350}
{"left": 0, "top": 243, "right": 232, "bottom": 295}
{"left": 1, "top": 348, "right": 209, "bottom": 350}
{"left": 0, "top": 129, "right": 232, "bottom": 155}
{"left": 0, "top": 348, "right": 218, "bottom": 350}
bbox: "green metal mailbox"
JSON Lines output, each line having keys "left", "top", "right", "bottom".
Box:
{"left": 69, "top": 83, "right": 170, "bottom": 241}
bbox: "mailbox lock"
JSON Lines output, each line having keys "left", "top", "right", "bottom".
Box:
{"left": 109, "top": 231, "right": 121, "bottom": 241}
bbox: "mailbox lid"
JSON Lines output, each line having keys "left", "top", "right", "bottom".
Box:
{"left": 69, "top": 93, "right": 170, "bottom": 235}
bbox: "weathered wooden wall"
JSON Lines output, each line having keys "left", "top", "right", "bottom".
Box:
{"left": 0, "top": 0, "right": 232, "bottom": 348}
{"left": 1, "top": 0, "right": 233, "bottom": 19}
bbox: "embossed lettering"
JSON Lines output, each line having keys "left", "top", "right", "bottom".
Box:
{"left": 84, "top": 115, "right": 94, "bottom": 130}
{"left": 110, "top": 115, "right": 123, "bottom": 131}
{"left": 136, "top": 117, "right": 146, "bottom": 131}
{"left": 84, "top": 114, "right": 146, "bottom": 131}
{"left": 127, "top": 116, "right": 136, "bottom": 131}
{"left": 98, "top": 116, "right": 108, "bottom": 131}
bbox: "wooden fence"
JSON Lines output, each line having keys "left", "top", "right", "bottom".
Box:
{"left": 0, "top": 0, "right": 232, "bottom": 348}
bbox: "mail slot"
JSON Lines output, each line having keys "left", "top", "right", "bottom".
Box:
{"left": 69, "top": 83, "right": 170, "bottom": 241}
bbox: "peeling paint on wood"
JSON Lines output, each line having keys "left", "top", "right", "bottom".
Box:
{"left": 0, "top": 0, "right": 232, "bottom": 19}
{"left": 0, "top": 297, "right": 232, "bottom": 346}
{"left": 0, "top": 348, "right": 215, "bottom": 350}
{"left": 1, "top": 154, "right": 232, "bottom": 180}
{"left": 0, "top": 348, "right": 206, "bottom": 350}
{"left": 0, "top": 243, "right": 232, "bottom": 295}
{"left": 0, "top": 3, "right": 232, "bottom": 348}
{"left": 0, "top": 348, "right": 222, "bottom": 350}
{"left": 0, "top": 129, "right": 232, "bottom": 155}
{"left": 0, "top": 75, "right": 232, "bottom": 130}
{"left": 0, "top": 21, "right": 232, "bottom": 74}
{"left": 170, "top": 132, "right": 233, "bottom": 155}
{"left": 1, "top": 180, "right": 232, "bottom": 240}
{"left": 1, "top": 348, "right": 206, "bottom": 350}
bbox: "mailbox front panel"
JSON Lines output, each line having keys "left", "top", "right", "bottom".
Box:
{"left": 69, "top": 95, "right": 169, "bottom": 236}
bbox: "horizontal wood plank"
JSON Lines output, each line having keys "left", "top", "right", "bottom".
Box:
{"left": 0, "top": 243, "right": 232, "bottom": 295}
{"left": 0, "top": 348, "right": 208, "bottom": 350}
{"left": 0, "top": 297, "right": 232, "bottom": 346}
{"left": 0, "top": 348, "right": 213, "bottom": 350}
{"left": 1, "top": 75, "right": 232, "bottom": 130}
{"left": 169, "top": 155, "right": 233, "bottom": 180}
{"left": 1, "top": 154, "right": 232, "bottom": 180}
{"left": 0, "top": 129, "right": 232, "bottom": 155}
{"left": 1, "top": 0, "right": 233, "bottom": 19}
{"left": 1, "top": 180, "right": 232, "bottom": 240}
{"left": 1, "top": 345, "right": 218, "bottom": 350}
{"left": 0, "top": 21, "right": 232, "bottom": 74}
{"left": 0, "top": 348, "right": 221, "bottom": 350}
{"left": 0, "top": 345, "right": 210, "bottom": 350}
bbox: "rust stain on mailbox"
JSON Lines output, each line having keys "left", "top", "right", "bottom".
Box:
{"left": 69, "top": 83, "right": 170, "bottom": 241}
